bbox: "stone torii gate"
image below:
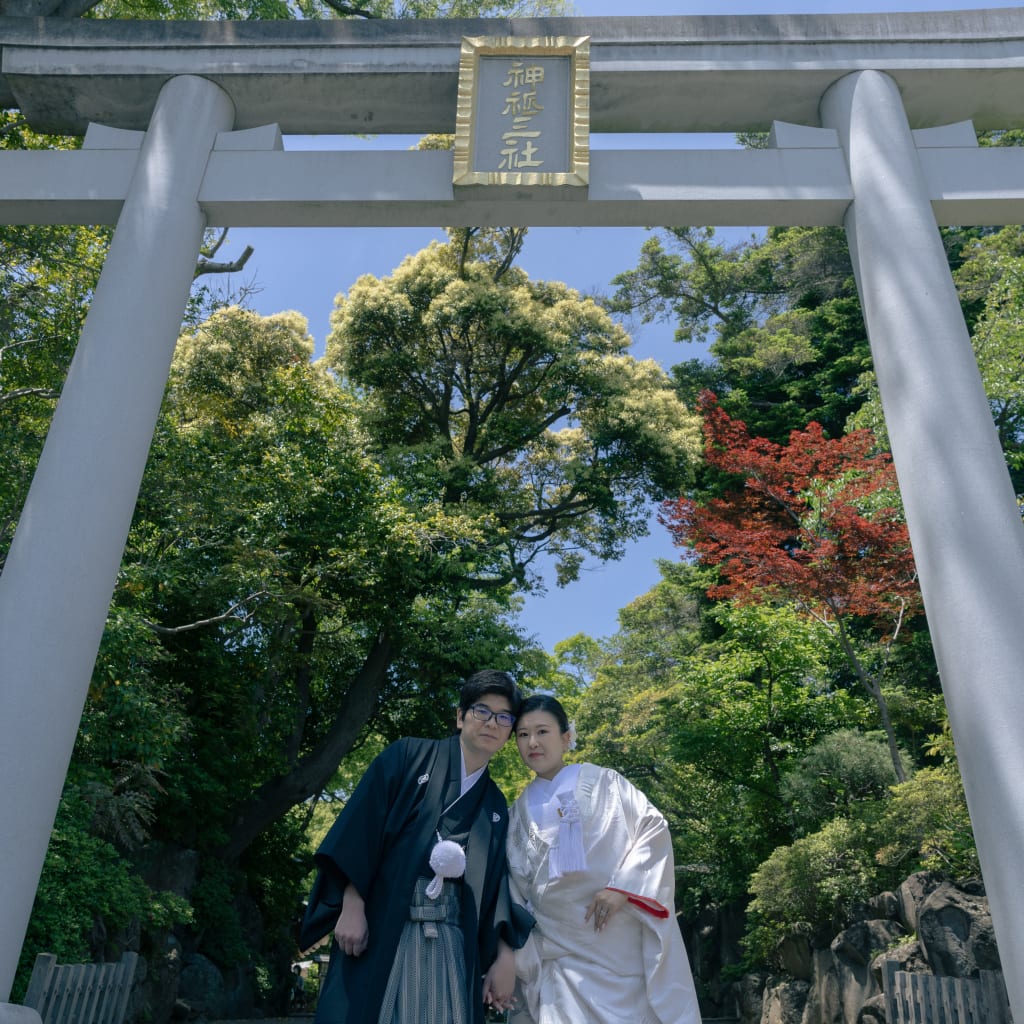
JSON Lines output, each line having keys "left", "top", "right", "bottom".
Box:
{"left": 2, "top": 10, "right": 1024, "bottom": 1022}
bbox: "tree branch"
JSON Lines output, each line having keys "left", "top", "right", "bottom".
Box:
{"left": 194, "top": 244, "right": 255, "bottom": 280}
{"left": 320, "top": 0, "right": 381, "bottom": 16}
{"left": 0, "top": 386, "right": 60, "bottom": 405}
{"left": 0, "top": 116, "right": 28, "bottom": 139}
{"left": 144, "top": 591, "right": 269, "bottom": 636}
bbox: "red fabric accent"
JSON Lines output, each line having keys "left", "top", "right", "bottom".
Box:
{"left": 607, "top": 887, "right": 670, "bottom": 920}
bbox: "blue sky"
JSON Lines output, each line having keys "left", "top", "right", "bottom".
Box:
{"left": 234, "top": 0, "right": 1016, "bottom": 652}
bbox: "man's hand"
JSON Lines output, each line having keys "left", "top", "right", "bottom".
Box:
{"left": 482, "top": 940, "right": 516, "bottom": 1011}
{"left": 334, "top": 884, "right": 369, "bottom": 957}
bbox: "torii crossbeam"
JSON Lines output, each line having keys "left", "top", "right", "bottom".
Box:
{"left": 1, "top": 11, "right": 1023, "bottom": 1022}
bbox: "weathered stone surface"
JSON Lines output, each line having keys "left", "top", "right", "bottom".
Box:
{"left": 800, "top": 947, "right": 842, "bottom": 1024}
{"left": 917, "top": 882, "right": 1001, "bottom": 977}
{"left": 138, "top": 844, "right": 201, "bottom": 899}
{"left": 682, "top": 877, "right": 1000, "bottom": 1024}
{"left": 778, "top": 931, "right": 815, "bottom": 982}
{"left": 137, "top": 933, "right": 184, "bottom": 1024}
{"left": 736, "top": 973, "right": 770, "bottom": 1024}
{"left": 178, "top": 952, "right": 226, "bottom": 1019}
{"left": 832, "top": 920, "right": 905, "bottom": 969}
{"left": 851, "top": 891, "right": 900, "bottom": 924}
{"left": 831, "top": 920, "right": 904, "bottom": 1024}
{"left": 856, "top": 993, "right": 887, "bottom": 1023}
{"left": 896, "top": 871, "right": 943, "bottom": 933}
{"left": 871, "top": 941, "right": 929, "bottom": 988}
{"left": 684, "top": 901, "right": 747, "bottom": 1015}
{"left": 760, "top": 976, "right": 808, "bottom": 1024}
{"left": 6, "top": 12, "right": 1024, "bottom": 135}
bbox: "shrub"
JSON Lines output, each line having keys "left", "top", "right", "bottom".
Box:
{"left": 15, "top": 789, "right": 191, "bottom": 1002}
{"left": 745, "top": 816, "right": 882, "bottom": 964}
{"left": 781, "top": 728, "right": 906, "bottom": 834}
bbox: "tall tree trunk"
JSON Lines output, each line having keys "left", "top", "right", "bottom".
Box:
{"left": 833, "top": 621, "right": 907, "bottom": 784}
{"left": 218, "top": 629, "right": 394, "bottom": 862}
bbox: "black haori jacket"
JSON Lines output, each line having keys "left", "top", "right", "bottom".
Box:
{"left": 300, "top": 735, "right": 532, "bottom": 1024}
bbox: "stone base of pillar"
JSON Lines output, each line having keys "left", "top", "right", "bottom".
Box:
{"left": 0, "top": 1004, "right": 42, "bottom": 1024}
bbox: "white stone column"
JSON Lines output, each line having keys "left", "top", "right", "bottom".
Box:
{"left": 821, "top": 70, "right": 1024, "bottom": 1019}
{"left": 0, "top": 75, "right": 234, "bottom": 1005}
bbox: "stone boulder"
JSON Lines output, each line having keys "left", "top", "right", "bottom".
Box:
{"left": 851, "top": 891, "right": 900, "bottom": 925}
{"left": 759, "top": 976, "right": 808, "bottom": 1024}
{"left": 799, "top": 948, "right": 841, "bottom": 1024}
{"left": 871, "top": 940, "right": 929, "bottom": 988}
{"left": 895, "top": 871, "right": 943, "bottom": 933}
{"left": 178, "top": 952, "right": 226, "bottom": 1019}
{"left": 831, "top": 920, "right": 905, "bottom": 1024}
{"left": 735, "top": 973, "right": 769, "bottom": 1024}
{"left": 778, "top": 931, "right": 814, "bottom": 982}
{"left": 856, "top": 993, "right": 887, "bottom": 1023}
{"left": 136, "top": 933, "right": 184, "bottom": 1024}
{"left": 917, "top": 882, "right": 1001, "bottom": 976}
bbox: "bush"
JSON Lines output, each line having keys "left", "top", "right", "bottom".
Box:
{"left": 15, "top": 789, "right": 191, "bottom": 1002}
{"left": 877, "top": 765, "right": 979, "bottom": 878}
{"left": 744, "top": 816, "right": 882, "bottom": 964}
{"left": 781, "top": 728, "right": 905, "bottom": 834}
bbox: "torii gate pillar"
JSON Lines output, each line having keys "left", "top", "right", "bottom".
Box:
{"left": 0, "top": 73, "right": 234, "bottom": 1004}
{"left": 823, "top": 69, "right": 1024, "bottom": 1017}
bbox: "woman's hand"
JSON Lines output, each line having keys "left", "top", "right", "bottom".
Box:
{"left": 584, "top": 888, "right": 629, "bottom": 932}
{"left": 482, "top": 940, "right": 517, "bottom": 1011}
{"left": 334, "top": 884, "right": 369, "bottom": 957}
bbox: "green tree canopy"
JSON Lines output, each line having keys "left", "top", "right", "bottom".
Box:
{"left": 609, "top": 225, "right": 873, "bottom": 445}
{"left": 327, "top": 229, "right": 702, "bottom": 589}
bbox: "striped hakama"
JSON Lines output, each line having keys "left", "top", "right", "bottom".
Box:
{"left": 379, "top": 878, "right": 467, "bottom": 1024}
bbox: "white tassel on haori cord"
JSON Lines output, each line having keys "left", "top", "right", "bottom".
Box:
{"left": 426, "top": 837, "right": 466, "bottom": 899}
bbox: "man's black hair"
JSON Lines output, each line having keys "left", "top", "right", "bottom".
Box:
{"left": 459, "top": 669, "right": 521, "bottom": 714}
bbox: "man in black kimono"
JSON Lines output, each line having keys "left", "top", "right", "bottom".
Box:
{"left": 299, "top": 669, "right": 530, "bottom": 1024}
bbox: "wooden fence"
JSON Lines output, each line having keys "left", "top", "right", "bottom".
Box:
{"left": 883, "top": 960, "right": 1012, "bottom": 1024}
{"left": 22, "top": 952, "right": 138, "bottom": 1024}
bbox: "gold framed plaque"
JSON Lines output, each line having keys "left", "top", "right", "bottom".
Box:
{"left": 453, "top": 35, "right": 590, "bottom": 189}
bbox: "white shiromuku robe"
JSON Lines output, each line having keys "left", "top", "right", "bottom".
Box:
{"left": 507, "top": 763, "right": 701, "bottom": 1024}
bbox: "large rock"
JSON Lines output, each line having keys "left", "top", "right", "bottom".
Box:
{"left": 138, "top": 844, "right": 201, "bottom": 899}
{"left": 178, "top": 952, "right": 226, "bottom": 1018}
{"left": 854, "top": 891, "right": 899, "bottom": 924}
{"left": 778, "top": 931, "right": 814, "bottom": 982}
{"left": 917, "top": 882, "right": 1001, "bottom": 976}
{"left": 685, "top": 901, "right": 747, "bottom": 1016}
{"left": 856, "top": 993, "right": 887, "bottom": 1023}
{"left": 896, "top": 872, "right": 943, "bottom": 933}
{"left": 871, "top": 941, "right": 929, "bottom": 988}
{"left": 759, "top": 977, "right": 808, "bottom": 1024}
{"left": 735, "top": 973, "right": 769, "bottom": 1024}
{"left": 800, "top": 947, "right": 842, "bottom": 1024}
{"left": 831, "top": 920, "right": 905, "bottom": 1024}
{"left": 137, "top": 933, "right": 184, "bottom": 1024}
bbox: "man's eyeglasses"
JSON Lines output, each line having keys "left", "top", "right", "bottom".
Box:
{"left": 468, "top": 704, "right": 516, "bottom": 728}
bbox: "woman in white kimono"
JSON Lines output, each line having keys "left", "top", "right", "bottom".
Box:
{"left": 507, "top": 695, "right": 701, "bottom": 1024}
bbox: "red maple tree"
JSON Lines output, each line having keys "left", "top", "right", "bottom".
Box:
{"left": 662, "top": 391, "right": 922, "bottom": 780}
